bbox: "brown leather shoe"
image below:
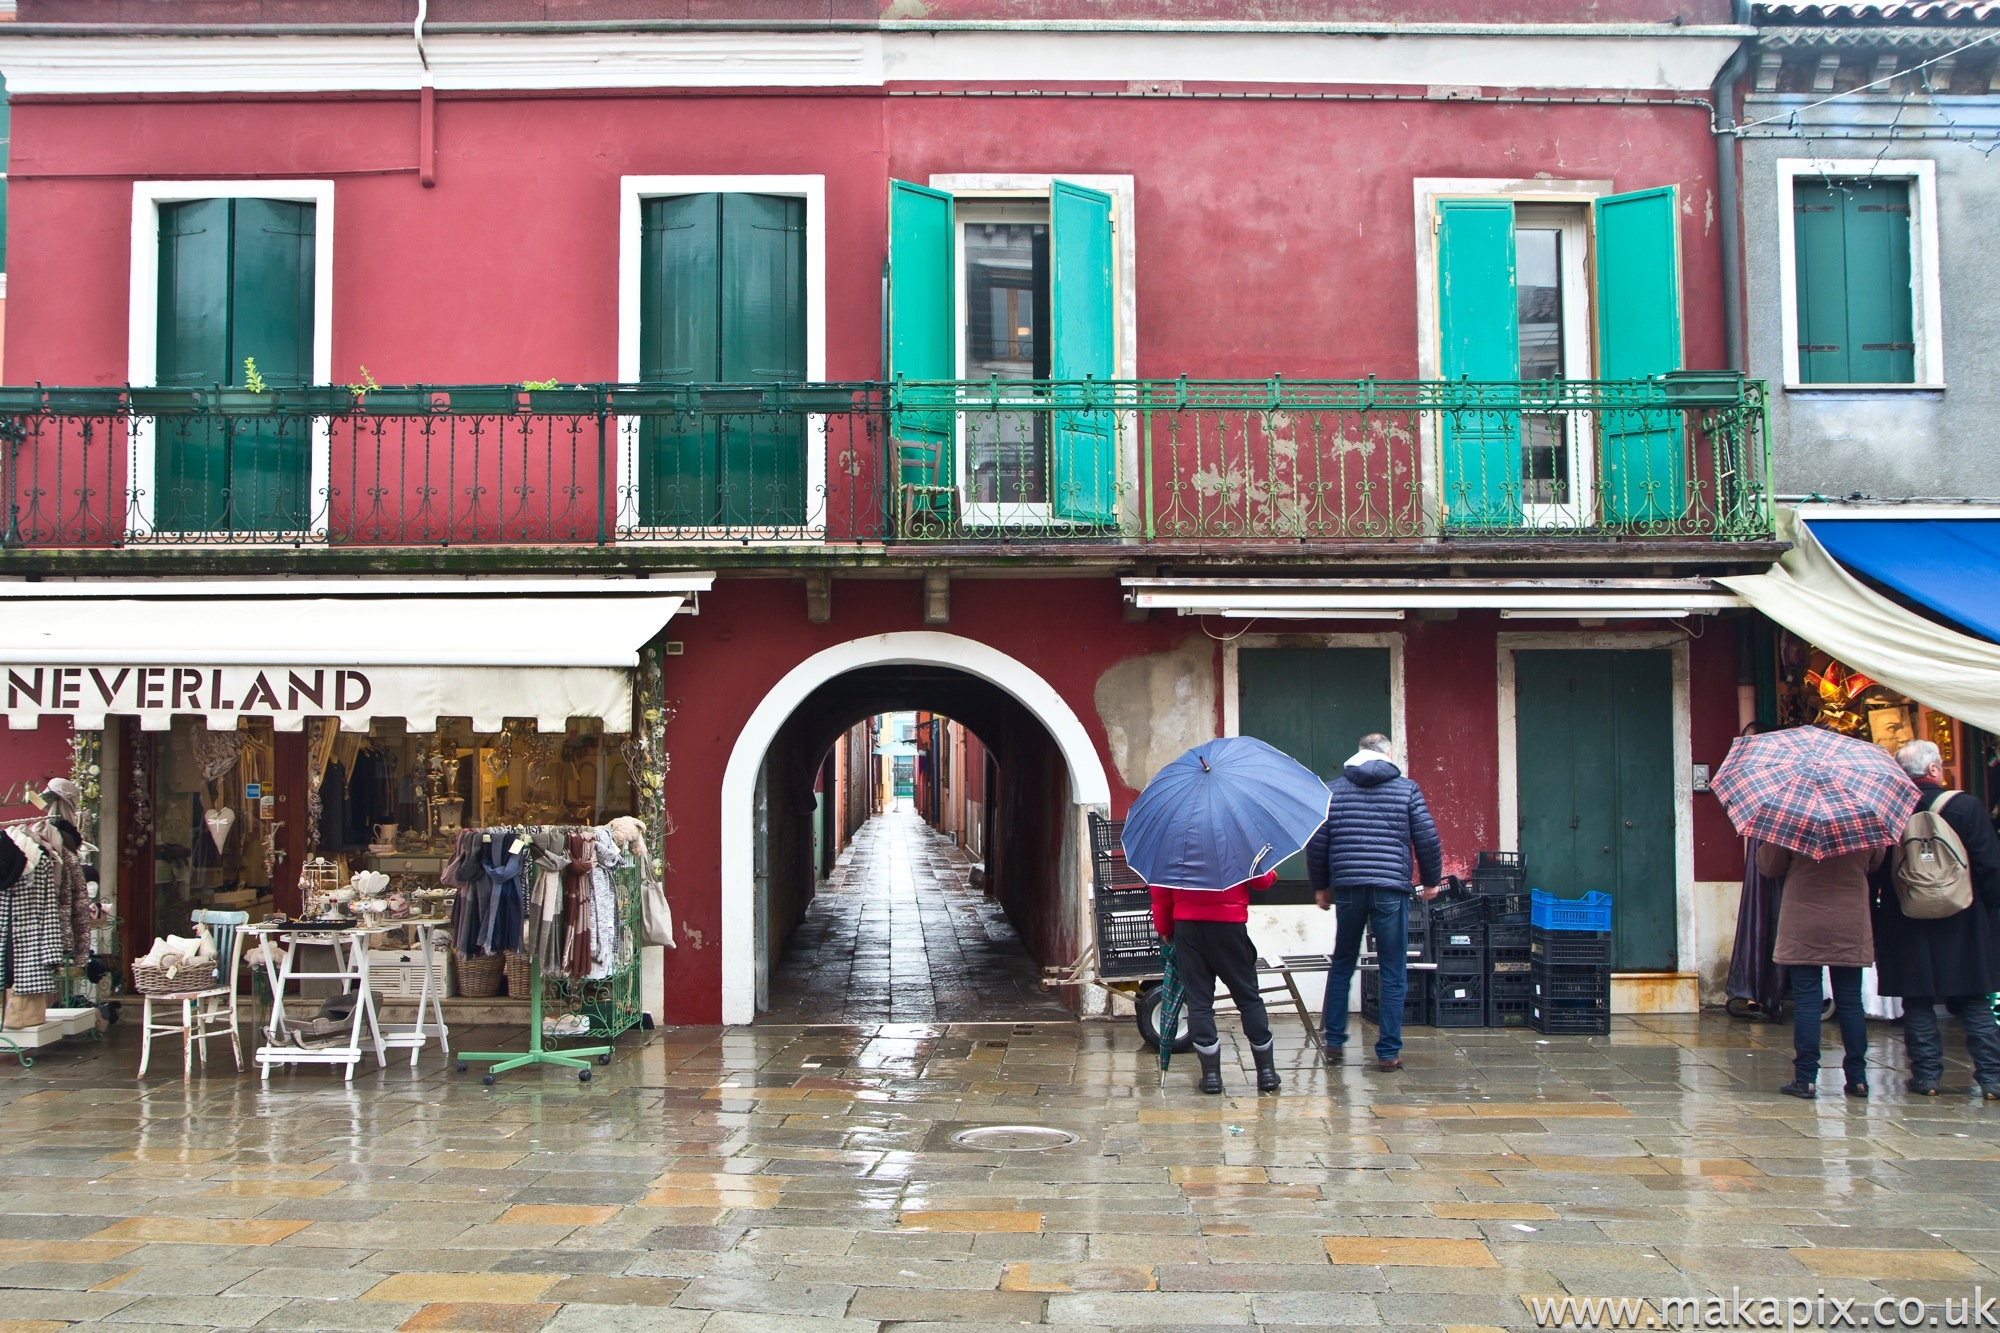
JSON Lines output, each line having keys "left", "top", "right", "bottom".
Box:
{"left": 1376, "top": 1057, "right": 1403, "bottom": 1072}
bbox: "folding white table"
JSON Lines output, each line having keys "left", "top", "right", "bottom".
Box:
{"left": 372, "top": 919, "right": 452, "bottom": 1066}
{"left": 247, "top": 922, "right": 388, "bottom": 1081}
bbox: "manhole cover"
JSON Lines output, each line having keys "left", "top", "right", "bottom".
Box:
{"left": 949, "top": 1125, "right": 1079, "bottom": 1152}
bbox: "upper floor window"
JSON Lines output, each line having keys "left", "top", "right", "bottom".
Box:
{"left": 1777, "top": 159, "right": 1942, "bottom": 390}
{"left": 1423, "top": 182, "right": 1682, "bottom": 529}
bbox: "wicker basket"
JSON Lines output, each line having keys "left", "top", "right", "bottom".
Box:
{"left": 503, "top": 950, "right": 532, "bottom": 997}
{"left": 132, "top": 956, "right": 215, "bottom": 995}
{"left": 456, "top": 952, "right": 504, "bottom": 998}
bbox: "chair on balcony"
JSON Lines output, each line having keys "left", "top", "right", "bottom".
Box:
{"left": 137, "top": 910, "right": 248, "bottom": 1078}
{"left": 896, "top": 436, "right": 956, "bottom": 538}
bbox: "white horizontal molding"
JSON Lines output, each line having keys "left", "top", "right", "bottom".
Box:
{"left": 0, "top": 29, "right": 1740, "bottom": 94}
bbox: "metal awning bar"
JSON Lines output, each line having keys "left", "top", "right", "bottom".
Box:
{"left": 1125, "top": 576, "right": 1744, "bottom": 616}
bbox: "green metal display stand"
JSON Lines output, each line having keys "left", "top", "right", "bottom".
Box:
{"left": 457, "top": 859, "right": 640, "bottom": 1086}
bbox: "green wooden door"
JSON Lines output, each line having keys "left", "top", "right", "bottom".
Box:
{"left": 1237, "top": 647, "right": 1390, "bottom": 888}
{"left": 1515, "top": 649, "right": 1676, "bottom": 971}
{"left": 639, "top": 192, "right": 806, "bottom": 527}
{"left": 155, "top": 197, "right": 315, "bottom": 532}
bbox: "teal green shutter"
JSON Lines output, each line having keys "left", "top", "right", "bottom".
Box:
{"left": 0, "top": 74, "right": 11, "bottom": 275}
{"left": 227, "top": 198, "right": 314, "bottom": 530}
{"left": 1436, "top": 198, "right": 1520, "bottom": 528}
{"left": 1595, "top": 186, "right": 1685, "bottom": 526}
{"left": 157, "top": 200, "right": 233, "bottom": 531}
{"left": 1795, "top": 180, "right": 1914, "bottom": 385}
{"left": 1049, "top": 180, "right": 1117, "bottom": 526}
{"left": 720, "top": 192, "right": 806, "bottom": 526}
{"left": 639, "top": 194, "right": 720, "bottom": 526}
{"left": 887, "top": 181, "right": 956, "bottom": 525}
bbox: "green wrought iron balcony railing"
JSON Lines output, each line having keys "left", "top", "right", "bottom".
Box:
{"left": 0, "top": 375, "right": 1769, "bottom": 549}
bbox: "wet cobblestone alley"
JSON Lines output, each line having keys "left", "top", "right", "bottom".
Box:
{"left": 761, "top": 809, "right": 1074, "bottom": 1026}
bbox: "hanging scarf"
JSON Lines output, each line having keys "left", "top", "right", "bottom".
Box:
{"left": 589, "top": 827, "right": 623, "bottom": 979}
{"left": 479, "top": 835, "right": 526, "bottom": 956}
{"left": 561, "top": 831, "right": 593, "bottom": 979}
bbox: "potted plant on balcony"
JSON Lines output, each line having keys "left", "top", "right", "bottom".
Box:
{"left": 523, "top": 379, "right": 599, "bottom": 414}
{"left": 216, "top": 359, "right": 277, "bottom": 414}
{"left": 444, "top": 384, "right": 523, "bottom": 414}
{"left": 126, "top": 387, "right": 203, "bottom": 415}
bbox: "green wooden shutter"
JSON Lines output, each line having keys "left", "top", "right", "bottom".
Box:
{"left": 1436, "top": 198, "right": 1520, "bottom": 528}
{"left": 1594, "top": 186, "right": 1685, "bottom": 526}
{"left": 1794, "top": 180, "right": 1916, "bottom": 386}
{"left": 887, "top": 181, "right": 956, "bottom": 524}
{"left": 720, "top": 192, "right": 806, "bottom": 527}
{"left": 227, "top": 198, "right": 315, "bottom": 531}
{"left": 639, "top": 194, "right": 721, "bottom": 526}
{"left": 156, "top": 200, "right": 233, "bottom": 531}
{"left": 1049, "top": 180, "right": 1118, "bottom": 526}
{"left": 0, "top": 75, "right": 11, "bottom": 275}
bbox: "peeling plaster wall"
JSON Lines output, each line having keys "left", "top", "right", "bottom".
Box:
{"left": 1094, "top": 635, "right": 1220, "bottom": 792}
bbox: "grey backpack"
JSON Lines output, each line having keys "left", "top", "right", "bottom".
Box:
{"left": 1894, "top": 791, "right": 1975, "bottom": 920}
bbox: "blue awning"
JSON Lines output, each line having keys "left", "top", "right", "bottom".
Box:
{"left": 1808, "top": 519, "right": 2000, "bottom": 644}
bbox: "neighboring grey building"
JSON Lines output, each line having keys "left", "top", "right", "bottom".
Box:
{"left": 1742, "top": 1, "right": 2000, "bottom": 502}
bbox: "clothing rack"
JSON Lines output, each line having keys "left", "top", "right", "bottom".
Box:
{"left": 455, "top": 824, "right": 642, "bottom": 1085}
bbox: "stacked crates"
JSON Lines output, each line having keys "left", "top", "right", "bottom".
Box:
{"left": 1429, "top": 917, "right": 1486, "bottom": 1027}
{"left": 1087, "top": 814, "right": 1160, "bottom": 979}
{"left": 1486, "top": 918, "right": 1534, "bottom": 1028}
{"left": 1361, "top": 966, "right": 1431, "bottom": 1028}
{"left": 1529, "top": 889, "right": 1614, "bottom": 1035}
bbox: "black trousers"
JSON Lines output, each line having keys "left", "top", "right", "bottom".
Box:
{"left": 1173, "top": 919, "right": 1273, "bottom": 1048}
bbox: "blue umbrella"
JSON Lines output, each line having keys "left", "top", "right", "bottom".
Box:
{"left": 1122, "top": 736, "right": 1330, "bottom": 890}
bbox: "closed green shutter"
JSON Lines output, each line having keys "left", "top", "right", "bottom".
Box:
{"left": 1436, "top": 198, "right": 1521, "bottom": 528}
{"left": 1049, "top": 179, "right": 1117, "bottom": 526}
{"left": 887, "top": 181, "right": 956, "bottom": 518}
{"left": 1794, "top": 179, "right": 1915, "bottom": 385}
{"left": 0, "top": 74, "right": 11, "bottom": 275}
{"left": 1594, "top": 186, "right": 1685, "bottom": 526}
{"left": 638, "top": 192, "right": 806, "bottom": 528}
{"left": 155, "top": 198, "right": 313, "bottom": 532}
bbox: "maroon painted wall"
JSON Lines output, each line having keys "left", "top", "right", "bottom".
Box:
{"left": 8, "top": 90, "right": 1727, "bottom": 388}
{"left": 0, "top": 717, "right": 74, "bottom": 813}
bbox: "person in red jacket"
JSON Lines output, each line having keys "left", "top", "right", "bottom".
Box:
{"left": 1151, "top": 868, "right": 1282, "bottom": 1094}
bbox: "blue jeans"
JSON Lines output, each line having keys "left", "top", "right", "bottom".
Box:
{"left": 1902, "top": 996, "right": 2000, "bottom": 1092}
{"left": 1323, "top": 887, "right": 1411, "bottom": 1062}
{"left": 1790, "top": 965, "right": 1868, "bottom": 1084}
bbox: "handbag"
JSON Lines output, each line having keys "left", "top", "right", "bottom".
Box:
{"left": 3, "top": 990, "right": 47, "bottom": 1029}
{"left": 641, "top": 878, "right": 676, "bottom": 948}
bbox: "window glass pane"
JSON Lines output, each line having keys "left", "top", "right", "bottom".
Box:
{"left": 963, "top": 217, "right": 1050, "bottom": 505}
{"left": 1516, "top": 226, "right": 1568, "bottom": 506}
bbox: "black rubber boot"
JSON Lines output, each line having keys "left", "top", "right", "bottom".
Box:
{"left": 1252, "top": 1040, "right": 1281, "bottom": 1093}
{"left": 1194, "top": 1043, "right": 1224, "bottom": 1094}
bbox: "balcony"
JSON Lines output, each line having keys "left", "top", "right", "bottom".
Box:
{"left": 0, "top": 377, "right": 1770, "bottom": 552}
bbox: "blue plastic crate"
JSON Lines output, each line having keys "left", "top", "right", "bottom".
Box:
{"left": 1530, "top": 889, "right": 1614, "bottom": 933}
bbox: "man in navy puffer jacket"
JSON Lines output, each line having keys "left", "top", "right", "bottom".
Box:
{"left": 1307, "top": 733, "right": 1444, "bottom": 1071}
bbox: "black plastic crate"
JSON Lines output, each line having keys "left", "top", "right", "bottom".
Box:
{"left": 1530, "top": 1002, "right": 1611, "bottom": 1036}
{"left": 1430, "top": 972, "right": 1486, "bottom": 1027}
{"left": 1095, "top": 894, "right": 1163, "bottom": 979}
{"left": 1088, "top": 812, "right": 1149, "bottom": 896}
{"left": 1430, "top": 890, "right": 1486, "bottom": 931}
{"left": 1489, "top": 947, "right": 1533, "bottom": 978}
{"left": 1531, "top": 962, "right": 1611, "bottom": 1007}
{"left": 1488, "top": 921, "right": 1531, "bottom": 951}
{"left": 1361, "top": 967, "right": 1431, "bottom": 1027}
{"left": 1470, "top": 850, "right": 1526, "bottom": 896}
{"left": 1488, "top": 994, "right": 1533, "bottom": 1028}
{"left": 1434, "top": 923, "right": 1485, "bottom": 968}
{"left": 1489, "top": 970, "right": 1534, "bottom": 1002}
{"left": 1487, "top": 892, "right": 1531, "bottom": 923}
{"left": 1476, "top": 850, "right": 1524, "bottom": 873}
{"left": 1530, "top": 928, "right": 1612, "bottom": 967}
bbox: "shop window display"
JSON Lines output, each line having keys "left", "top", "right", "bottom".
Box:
{"left": 1773, "top": 630, "right": 1979, "bottom": 796}
{"left": 150, "top": 717, "right": 279, "bottom": 931}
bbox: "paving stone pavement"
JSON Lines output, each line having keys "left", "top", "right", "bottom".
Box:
{"left": 5, "top": 818, "right": 2000, "bottom": 1329}
{"left": 763, "top": 810, "right": 1073, "bottom": 1025}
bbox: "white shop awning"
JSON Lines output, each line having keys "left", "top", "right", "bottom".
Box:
{"left": 0, "top": 576, "right": 713, "bottom": 733}
{"left": 1123, "top": 576, "right": 1743, "bottom": 620}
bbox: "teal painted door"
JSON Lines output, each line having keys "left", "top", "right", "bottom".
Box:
{"left": 639, "top": 192, "right": 806, "bottom": 527}
{"left": 1236, "top": 648, "right": 1390, "bottom": 887}
{"left": 1514, "top": 649, "right": 1676, "bottom": 971}
{"left": 155, "top": 197, "right": 315, "bottom": 532}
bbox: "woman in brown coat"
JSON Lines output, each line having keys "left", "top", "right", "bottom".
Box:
{"left": 1757, "top": 843, "right": 1885, "bottom": 1099}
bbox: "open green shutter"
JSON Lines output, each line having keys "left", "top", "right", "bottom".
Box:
{"left": 225, "top": 198, "right": 315, "bottom": 530}
{"left": 1594, "top": 186, "right": 1685, "bottom": 526}
{"left": 888, "top": 181, "right": 955, "bottom": 531}
{"left": 1049, "top": 180, "right": 1118, "bottom": 526}
{"left": 1436, "top": 198, "right": 1520, "bottom": 528}
{"left": 639, "top": 194, "right": 720, "bottom": 526}
{"left": 720, "top": 192, "right": 806, "bottom": 526}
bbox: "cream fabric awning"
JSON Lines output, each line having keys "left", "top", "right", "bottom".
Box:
{"left": 0, "top": 577, "right": 712, "bottom": 733}
{"left": 1718, "top": 511, "right": 2000, "bottom": 734}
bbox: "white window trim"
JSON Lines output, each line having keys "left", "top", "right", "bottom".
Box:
{"left": 931, "top": 173, "right": 1138, "bottom": 530}
{"left": 1219, "top": 631, "right": 1409, "bottom": 770}
{"left": 1775, "top": 157, "right": 1944, "bottom": 391}
{"left": 615, "top": 174, "right": 827, "bottom": 537}
{"left": 1411, "top": 177, "right": 1613, "bottom": 526}
{"left": 127, "top": 180, "right": 336, "bottom": 539}
{"left": 1495, "top": 630, "right": 1695, "bottom": 978}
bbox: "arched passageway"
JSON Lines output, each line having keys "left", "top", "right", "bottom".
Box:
{"left": 719, "top": 632, "right": 1111, "bottom": 1025}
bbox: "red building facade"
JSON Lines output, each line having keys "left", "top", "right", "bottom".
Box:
{"left": 0, "top": 0, "right": 1775, "bottom": 1027}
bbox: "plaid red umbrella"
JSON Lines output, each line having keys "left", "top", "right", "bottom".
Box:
{"left": 1710, "top": 726, "right": 1921, "bottom": 860}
